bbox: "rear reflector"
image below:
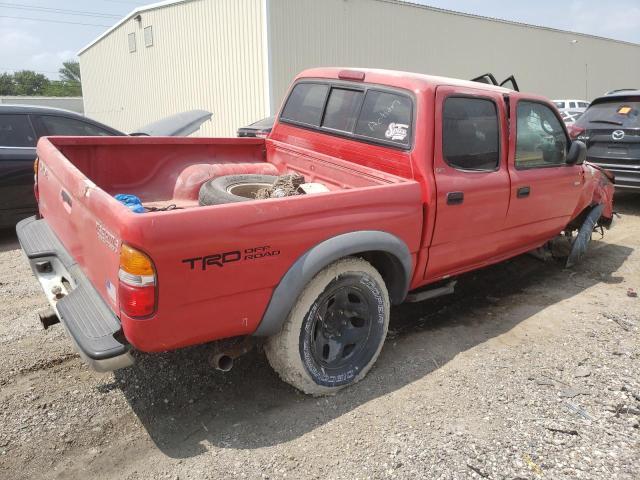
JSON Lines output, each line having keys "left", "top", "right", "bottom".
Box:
{"left": 568, "top": 125, "right": 585, "bottom": 140}
{"left": 338, "top": 70, "right": 365, "bottom": 81}
{"left": 119, "top": 282, "right": 156, "bottom": 318}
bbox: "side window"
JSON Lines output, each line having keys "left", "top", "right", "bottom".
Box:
{"left": 0, "top": 114, "right": 37, "bottom": 147}
{"left": 442, "top": 97, "right": 499, "bottom": 171}
{"left": 569, "top": 101, "right": 577, "bottom": 109}
{"left": 354, "top": 90, "right": 412, "bottom": 146}
{"left": 322, "top": 88, "right": 363, "bottom": 132}
{"left": 579, "top": 102, "right": 589, "bottom": 108}
{"left": 554, "top": 101, "right": 565, "bottom": 109}
{"left": 39, "top": 116, "right": 113, "bottom": 136}
{"left": 280, "top": 83, "right": 330, "bottom": 127}
{"left": 515, "top": 102, "right": 568, "bottom": 169}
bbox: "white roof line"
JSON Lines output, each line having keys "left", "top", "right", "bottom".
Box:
{"left": 78, "top": 0, "right": 640, "bottom": 56}
{"left": 77, "top": 0, "right": 196, "bottom": 55}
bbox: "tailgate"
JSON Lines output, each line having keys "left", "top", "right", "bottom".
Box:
{"left": 35, "top": 137, "right": 125, "bottom": 317}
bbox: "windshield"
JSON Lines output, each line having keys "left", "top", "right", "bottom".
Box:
{"left": 576, "top": 99, "right": 640, "bottom": 128}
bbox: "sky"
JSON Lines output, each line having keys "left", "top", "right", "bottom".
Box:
{"left": 1, "top": 0, "right": 640, "bottom": 80}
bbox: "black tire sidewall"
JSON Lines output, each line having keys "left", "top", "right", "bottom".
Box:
{"left": 298, "top": 271, "right": 387, "bottom": 388}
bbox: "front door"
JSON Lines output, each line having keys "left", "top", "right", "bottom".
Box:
{"left": 426, "top": 86, "right": 511, "bottom": 280}
{"left": 504, "top": 99, "right": 583, "bottom": 245}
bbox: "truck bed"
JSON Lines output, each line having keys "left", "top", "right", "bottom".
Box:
{"left": 34, "top": 136, "right": 423, "bottom": 352}
{"left": 49, "top": 136, "right": 408, "bottom": 208}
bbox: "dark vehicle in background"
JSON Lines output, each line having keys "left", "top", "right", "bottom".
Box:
{"left": 0, "top": 105, "right": 124, "bottom": 227}
{"left": 0, "top": 106, "right": 212, "bottom": 227}
{"left": 569, "top": 91, "right": 640, "bottom": 190}
{"left": 237, "top": 116, "right": 274, "bottom": 138}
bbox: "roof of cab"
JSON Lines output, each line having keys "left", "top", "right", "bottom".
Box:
{"left": 296, "top": 67, "right": 514, "bottom": 95}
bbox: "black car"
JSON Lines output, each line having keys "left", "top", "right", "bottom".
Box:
{"left": 237, "top": 116, "right": 274, "bottom": 138}
{"left": 0, "top": 106, "right": 212, "bottom": 227}
{"left": 570, "top": 91, "right": 640, "bottom": 190}
{"left": 0, "top": 105, "right": 125, "bottom": 227}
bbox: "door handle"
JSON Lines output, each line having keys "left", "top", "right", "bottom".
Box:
{"left": 517, "top": 186, "right": 530, "bottom": 198}
{"left": 446, "top": 191, "right": 464, "bottom": 205}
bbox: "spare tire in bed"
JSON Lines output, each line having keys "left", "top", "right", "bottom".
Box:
{"left": 199, "top": 174, "right": 277, "bottom": 206}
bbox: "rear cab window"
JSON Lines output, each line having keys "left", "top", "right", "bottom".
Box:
{"left": 0, "top": 114, "right": 37, "bottom": 148}
{"left": 280, "top": 81, "right": 413, "bottom": 149}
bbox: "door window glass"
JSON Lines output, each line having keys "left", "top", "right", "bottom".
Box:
{"left": 515, "top": 102, "right": 568, "bottom": 169}
{"left": 569, "top": 102, "right": 577, "bottom": 109}
{"left": 281, "top": 83, "right": 330, "bottom": 127}
{"left": 354, "top": 90, "right": 412, "bottom": 146}
{"left": 442, "top": 97, "right": 499, "bottom": 171}
{"left": 554, "top": 101, "right": 565, "bottom": 109}
{"left": 0, "top": 114, "right": 36, "bottom": 147}
{"left": 322, "top": 88, "right": 364, "bottom": 132}
{"left": 39, "top": 116, "right": 113, "bottom": 136}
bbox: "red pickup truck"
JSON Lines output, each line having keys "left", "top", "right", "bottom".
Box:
{"left": 18, "top": 68, "right": 614, "bottom": 395}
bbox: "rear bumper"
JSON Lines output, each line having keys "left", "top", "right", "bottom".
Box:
{"left": 16, "top": 216, "right": 133, "bottom": 372}
{"left": 587, "top": 160, "right": 640, "bottom": 190}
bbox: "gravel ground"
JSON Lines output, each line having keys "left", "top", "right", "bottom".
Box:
{"left": 0, "top": 192, "right": 638, "bottom": 480}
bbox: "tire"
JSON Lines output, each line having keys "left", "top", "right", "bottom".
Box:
{"left": 566, "top": 204, "right": 604, "bottom": 268}
{"left": 265, "top": 258, "right": 390, "bottom": 396}
{"left": 199, "top": 174, "right": 277, "bottom": 206}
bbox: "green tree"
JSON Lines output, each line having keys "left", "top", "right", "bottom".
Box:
{"left": 59, "top": 61, "right": 81, "bottom": 84}
{"left": 0, "top": 73, "right": 16, "bottom": 95}
{"left": 43, "top": 80, "right": 82, "bottom": 97}
{"left": 12, "top": 70, "right": 50, "bottom": 95}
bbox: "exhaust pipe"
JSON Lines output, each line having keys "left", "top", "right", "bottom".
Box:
{"left": 210, "top": 337, "right": 256, "bottom": 372}
{"left": 213, "top": 354, "right": 234, "bottom": 372}
{"left": 38, "top": 308, "right": 60, "bottom": 330}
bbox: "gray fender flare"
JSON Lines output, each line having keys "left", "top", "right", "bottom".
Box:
{"left": 253, "top": 231, "right": 412, "bottom": 337}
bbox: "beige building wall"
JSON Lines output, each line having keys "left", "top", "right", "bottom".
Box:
{"left": 80, "top": 0, "right": 640, "bottom": 136}
{"left": 268, "top": 0, "right": 640, "bottom": 110}
{"left": 79, "top": 0, "right": 268, "bottom": 137}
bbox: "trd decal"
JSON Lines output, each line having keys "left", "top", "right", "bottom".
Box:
{"left": 183, "top": 246, "right": 280, "bottom": 270}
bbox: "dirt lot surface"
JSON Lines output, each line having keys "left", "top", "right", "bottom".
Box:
{"left": 1, "top": 193, "right": 638, "bottom": 480}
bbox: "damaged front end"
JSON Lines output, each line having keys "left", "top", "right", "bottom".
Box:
{"left": 564, "top": 163, "right": 616, "bottom": 267}
{"left": 532, "top": 163, "right": 616, "bottom": 267}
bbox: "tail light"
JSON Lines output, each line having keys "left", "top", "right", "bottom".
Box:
{"left": 33, "top": 157, "right": 39, "bottom": 203}
{"left": 118, "top": 244, "right": 156, "bottom": 318}
{"left": 568, "top": 125, "right": 585, "bottom": 140}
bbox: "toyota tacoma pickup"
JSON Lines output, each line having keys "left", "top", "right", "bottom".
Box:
{"left": 17, "top": 68, "right": 614, "bottom": 395}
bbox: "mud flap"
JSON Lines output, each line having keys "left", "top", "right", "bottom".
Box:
{"left": 566, "top": 204, "right": 604, "bottom": 268}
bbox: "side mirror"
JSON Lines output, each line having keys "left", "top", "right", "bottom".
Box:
{"left": 567, "top": 140, "right": 587, "bottom": 165}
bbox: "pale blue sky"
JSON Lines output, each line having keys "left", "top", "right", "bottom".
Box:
{"left": 1, "top": 0, "right": 639, "bottom": 79}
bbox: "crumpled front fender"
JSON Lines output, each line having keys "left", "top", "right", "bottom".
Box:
{"left": 570, "top": 163, "right": 615, "bottom": 224}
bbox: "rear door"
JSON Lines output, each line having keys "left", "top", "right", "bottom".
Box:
{"left": 504, "top": 99, "right": 582, "bottom": 243}
{"left": 0, "top": 114, "right": 38, "bottom": 224}
{"left": 426, "top": 86, "right": 511, "bottom": 279}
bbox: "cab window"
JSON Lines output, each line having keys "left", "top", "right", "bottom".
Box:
{"left": 0, "top": 114, "right": 36, "bottom": 147}
{"left": 442, "top": 97, "right": 499, "bottom": 171}
{"left": 322, "top": 88, "right": 364, "bottom": 132}
{"left": 39, "top": 115, "right": 113, "bottom": 136}
{"left": 280, "top": 83, "right": 330, "bottom": 127}
{"left": 515, "top": 102, "right": 568, "bottom": 169}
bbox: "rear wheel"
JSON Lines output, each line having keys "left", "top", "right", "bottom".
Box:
{"left": 265, "top": 258, "right": 390, "bottom": 396}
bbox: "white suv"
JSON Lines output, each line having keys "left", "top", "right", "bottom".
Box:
{"left": 553, "top": 99, "right": 590, "bottom": 113}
